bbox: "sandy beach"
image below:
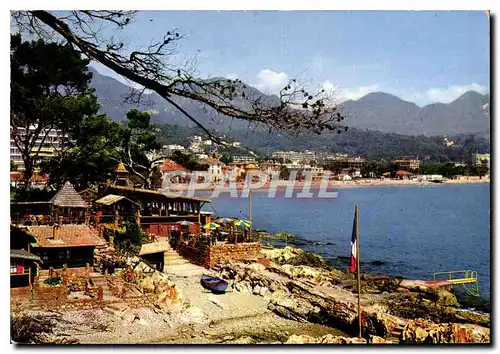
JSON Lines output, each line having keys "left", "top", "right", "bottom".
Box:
{"left": 166, "top": 177, "right": 490, "bottom": 194}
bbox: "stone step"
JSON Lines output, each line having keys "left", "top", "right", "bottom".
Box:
{"left": 164, "top": 259, "right": 190, "bottom": 266}
{"left": 164, "top": 263, "right": 207, "bottom": 277}
{"left": 107, "top": 302, "right": 129, "bottom": 312}
{"left": 164, "top": 252, "right": 180, "bottom": 257}
{"left": 164, "top": 255, "right": 185, "bottom": 261}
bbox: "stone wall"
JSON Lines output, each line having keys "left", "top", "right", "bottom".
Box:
{"left": 27, "top": 285, "right": 68, "bottom": 309}
{"left": 206, "top": 243, "right": 261, "bottom": 268}
{"left": 40, "top": 266, "right": 93, "bottom": 279}
{"left": 10, "top": 287, "right": 32, "bottom": 310}
{"left": 11, "top": 283, "right": 107, "bottom": 311}
{"left": 176, "top": 242, "right": 261, "bottom": 268}
{"left": 176, "top": 244, "right": 208, "bottom": 267}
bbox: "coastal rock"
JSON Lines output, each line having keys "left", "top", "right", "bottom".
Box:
{"left": 370, "top": 335, "right": 392, "bottom": 343}
{"left": 232, "top": 336, "right": 256, "bottom": 344}
{"left": 383, "top": 292, "right": 488, "bottom": 327}
{"left": 400, "top": 319, "right": 490, "bottom": 343}
{"left": 266, "top": 247, "right": 330, "bottom": 269}
{"left": 259, "top": 286, "right": 268, "bottom": 297}
{"left": 253, "top": 285, "right": 261, "bottom": 295}
{"left": 436, "top": 290, "right": 458, "bottom": 307}
{"left": 140, "top": 277, "right": 155, "bottom": 293}
{"left": 281, "top": 265, "right": 322, "bottom": 280}
{"left": 268, "top": 296, "right": 319, "bottom": 323}
{"left": 453, "top": 310, "right": 490, "bottom": 328}
{"left": 285, "top": 334, "right": 368, "bottom": 344}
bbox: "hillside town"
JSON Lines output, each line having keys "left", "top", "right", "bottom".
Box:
{"left": 11, "top": 131, "right": 490, "bottom": 192}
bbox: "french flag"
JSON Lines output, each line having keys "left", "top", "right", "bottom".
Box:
{"left": 349, "top": 207, "right": 358, "bottom": 273}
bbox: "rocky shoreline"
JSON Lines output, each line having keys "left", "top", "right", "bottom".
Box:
{"left": 11, "top": 246, "right": 490, "bottom": 344}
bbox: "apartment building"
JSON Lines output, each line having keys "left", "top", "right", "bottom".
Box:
{"left": 271, "top": 150, "right": 316, "bottom": 163}
{"left": 391, "top": 156, "right": 421, "bottom": 171}
{"left": 472, "top": 153, "right": 490, "bottom": 170}
{"left": 10, "top": 126, "right": 69, "bottom": 171}
{"left": 233, "top": 155, "right": 256, "bottom": 163}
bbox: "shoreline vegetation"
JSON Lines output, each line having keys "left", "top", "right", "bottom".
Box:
{"left": 13, "top": 240, "right": 490, "bottom": 344}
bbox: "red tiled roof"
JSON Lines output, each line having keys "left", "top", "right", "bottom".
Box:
{"left": 160, "top": 160, "right": 189, "bottom": 172}
{"left": 395, "top": 170, "right": 412, "bottom": 176}
{"left": 199, "top": 157, "right": 224, "bottom": 166}
{"left": 11, "top": 172, "right": 48, "bottom": 183}
{"left": 25, "top": 225, "right": 104, "bottom": 248}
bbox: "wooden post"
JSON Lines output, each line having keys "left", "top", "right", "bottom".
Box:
{"left": 355, "top": 204, "right": 362, "bottom": 338}
{"left": 28, "top": 265, "right": 32, "bottom": 288}
{"left": 249, "top": 190, "right": 252, "bottom": 240}
{"left": 135, "top": 209, "right": 141, "bottom": 225}
{"left": 198, "top": 210, "right": 201, "bottom": 234}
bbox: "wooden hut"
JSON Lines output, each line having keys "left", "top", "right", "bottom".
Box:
{"left": 94, "top": 194, "right": 139, "bottom": 224}
{"left": 50, "top": 181, "right": 88, "bottom": 222}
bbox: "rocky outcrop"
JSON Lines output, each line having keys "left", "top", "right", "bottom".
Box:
{"left": 383, "top": 292, "right": 489, "bottom": 328}
{"left": 401, "top": 319, "right": 490, "bottom": 343}
{"left": 214, "top": 259, "right": 490, "bottom": 343}
{"left": 285, "top": 334, "right": 376, "bottom": 344}
{"left": 265, "top": 247, "right": 331, "bottom": 269}
{"left": 215, "top": 261, "right": 403, "bottom": 338}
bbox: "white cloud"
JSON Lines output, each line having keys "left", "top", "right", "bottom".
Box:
{"left": 255, "top": 69, "right": 289, "bottom": 94}
{"left": 322, "top": 81, "right": 380, "bottom": 103}
{"left": 401, "top": 83, "right": 489, "bottom": 106}
{"left": 425, "top": 83, "right": 489, "bottom": 103}
{"left": 225, "top": 73, "right": 239, "bottom": 80}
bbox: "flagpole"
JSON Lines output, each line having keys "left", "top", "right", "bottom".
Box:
{"left": 355, "top": 204, "right": 362, "bottom": 338}
{"left": 249, "top": 189, "right": 252, "bottom": 239}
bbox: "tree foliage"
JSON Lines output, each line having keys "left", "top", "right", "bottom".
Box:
{"left": 169, "top": 150, "right": 207, "bottom": 171}
{"left": 12, "top": 11, "right": 346, "bottom": 142}
{"left": 40, "top": 115, "right": 123, "bottom": 189}
{"left": 10, "top": 33, "right": 99, "bottom": 187}
{"left": 219, "top": 153, "right": 233, "bottom": 165}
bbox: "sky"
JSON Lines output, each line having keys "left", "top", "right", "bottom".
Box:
{"left": 90, "top": 11, "right": 490, "bottom": 107}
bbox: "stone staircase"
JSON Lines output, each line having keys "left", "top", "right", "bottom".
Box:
{"left": 89, "top": 273, "right": 120, "bottom": 301}
{"left": 163, "top": 244, "right": 207, "bottom": 278}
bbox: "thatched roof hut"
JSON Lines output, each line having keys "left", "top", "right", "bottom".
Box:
{"left": 50, "top": 181, "right": 88, "bottom": 208}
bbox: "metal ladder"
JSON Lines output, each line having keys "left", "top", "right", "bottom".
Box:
{"left": 433, "top": 270, "right": 480, "bottom": 297}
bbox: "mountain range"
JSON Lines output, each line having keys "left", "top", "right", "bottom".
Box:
{"left": 89, "top": 67, "right": 490, "bottom": 137}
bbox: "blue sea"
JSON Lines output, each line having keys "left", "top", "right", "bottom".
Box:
{"left": 200, "top": 183, "right": 491, "bottom": 298}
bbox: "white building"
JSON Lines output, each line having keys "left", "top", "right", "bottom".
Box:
{"left": 233, "top": 155, "right": 255, "bottom": 163}
{"left": 472, "top": 153, "right": 490, "bottom": 170}
{"left": 162, "top": 144, "right": 186, "bottom": 155}
{"left": 199, "top": 157, "right": 225, "bottom": 183}
{"left": 271, "top": 150, "right": 316, "bottom": 163}
{"left": 271, "top": 151, "right": 294, "bottom": 161}
{"left": 10, "top": 126, "right": 69, "bottom": 171}
{"left": 414, "top": 174, "right": 444, "bottom": 181}
{"left": 188, "top": 136, "right": 205, "bottom": 154}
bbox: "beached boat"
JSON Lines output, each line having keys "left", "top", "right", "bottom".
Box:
{"left": 200, "top": 274, "right": 228, "bottom": 294}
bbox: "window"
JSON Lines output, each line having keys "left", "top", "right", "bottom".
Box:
{"left": 58, "top": 250, "right": 66, "bottom": 260}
